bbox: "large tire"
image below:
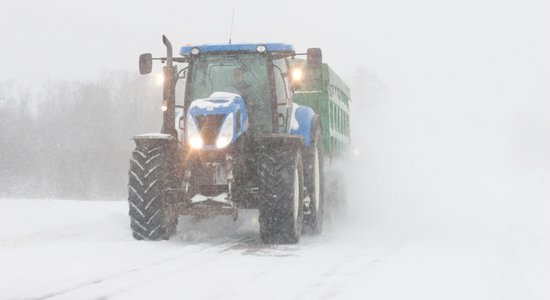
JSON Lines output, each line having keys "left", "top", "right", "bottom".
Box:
{"left": 303, "top": 119, "right": 325, "bottom": 234}
{"left": 128, "top": 143, "right": 178, "bottom": 240}
{"left": 257, "top": 148, "right": 304, "bottom": 244}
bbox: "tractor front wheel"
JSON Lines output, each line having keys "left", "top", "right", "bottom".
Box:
{"left": 258, "top": 147, "right": 304, "bottom": 244}
{"left": 127, "top": 143, "right": 178, "bottom": 240}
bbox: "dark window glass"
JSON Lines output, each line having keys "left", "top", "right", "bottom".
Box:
{"left": 190, "top": 54, "right": 271, "bottom": 133}
{"left": 273, "top": 59, "right": 289, "bottom": 133}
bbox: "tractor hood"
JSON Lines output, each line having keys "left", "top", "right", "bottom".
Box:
{"left": 187, "top": 92, "right": 249, "bottom": 150}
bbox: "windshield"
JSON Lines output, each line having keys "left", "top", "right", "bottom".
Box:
{"left": 189, "top": 53, "right": 272, "bottom": 132}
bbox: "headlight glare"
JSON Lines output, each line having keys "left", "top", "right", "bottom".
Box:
{"left": 291, "top": 68, "right": 303, "bottom": 82}
{"left": 216, "top": 136, "right": 231, "bottom": 148}
{"left": 216, "top": 113, "right": 234, "bottom": 149}
{"left": 156, "top": 73, "right": 164, "bottom": 86}
{"left": 189, "top": 136, "right": 203, "bottom": 149}
{"left": 187, "top": 114, "right": 202, "bottom": 149}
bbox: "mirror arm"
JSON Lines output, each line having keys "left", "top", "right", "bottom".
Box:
{"left": 177, "top": 66, "right": 189, "bottom": 80}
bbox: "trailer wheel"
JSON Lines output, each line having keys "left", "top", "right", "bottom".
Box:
{"left": 128, "top": 144, "right": 177, "bottom": 240}
{"left": 303, "top": 119, "right": 325, "bottom": 234}
{"left": 258, "top": 148, "right": 304, "bottom": 244}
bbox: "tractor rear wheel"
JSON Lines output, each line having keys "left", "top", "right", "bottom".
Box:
{"left": 258, "top": 148, "right": 304, "bottom": 244}
{"left": 303, "top": 120, "right": 325, "bottom": 234}
{"left": 127, "top": 144, "right": 178, "bottom": 240}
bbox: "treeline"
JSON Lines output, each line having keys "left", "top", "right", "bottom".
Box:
{"left": 0, "top": 67, "right": 372, "bottom": 200}
{"left": 0, "top": 72, "right": 162, "bottom": 199}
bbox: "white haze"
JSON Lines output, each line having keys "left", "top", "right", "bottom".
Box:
{"left": 2, "top": 0, "right": 549, "bottom": 255}
{"left": 0, "top": 0, "right": 549, "bottom": 298}
{"left": 345, "top": 0, "right": 550, "bottom": 232}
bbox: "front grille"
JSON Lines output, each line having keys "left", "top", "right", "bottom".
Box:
{"left": 194, "top": 114, "right": 225, "bottom": 145}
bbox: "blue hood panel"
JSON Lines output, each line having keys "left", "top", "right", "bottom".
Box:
{"left": 188, "top": 92, "right": 248, "bottom": 150}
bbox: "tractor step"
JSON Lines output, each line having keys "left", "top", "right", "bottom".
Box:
{"left": 191, "top": 193, "right": 229, "bottom": 204}
{"left": 178, "top": 193, "right": 238, "bottom": 220}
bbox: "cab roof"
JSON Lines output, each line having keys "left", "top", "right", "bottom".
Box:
{"left": 179, "top": 43, "right": 295, "bottom": 56}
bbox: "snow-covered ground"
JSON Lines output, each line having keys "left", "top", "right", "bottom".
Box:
{"left": 0, "top": 197, "right": 548, "bottom": 300}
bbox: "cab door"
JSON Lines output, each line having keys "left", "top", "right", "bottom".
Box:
{"left": 272, "top": 58, "right": 292, "bottom": 133}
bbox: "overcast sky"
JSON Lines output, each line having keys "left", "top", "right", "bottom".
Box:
{"left": 2, "top": 0, "right": 548, "bottom": 87}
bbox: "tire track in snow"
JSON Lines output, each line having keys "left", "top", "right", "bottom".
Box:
{"left": 292, "top": 228, "right": 411, "bottom": 300}
{"left": 33, "top": 235, "right": 256, "bottom": 300}
{"left": 31, "top": 218, "right": 303, "bottom": 300}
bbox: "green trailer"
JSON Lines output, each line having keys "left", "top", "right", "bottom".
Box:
{"left": 290, "top": 58, "right": 351, "bottom": 216}
{"left": 290, "top": 59, "right": 352, "bottom": 158}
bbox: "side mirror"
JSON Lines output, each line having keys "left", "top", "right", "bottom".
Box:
{"left": 139, "top": 53, "right": 153, "bottom": 74}
{"left": 306, "top": 48, "right": 323, "bottom": 89}
{"left": 306, "top": 48, "right": 322, "bottom": 70}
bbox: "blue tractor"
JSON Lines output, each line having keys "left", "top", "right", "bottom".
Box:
{"left": 129, "top": 36, "right": 326, "bottom": 244}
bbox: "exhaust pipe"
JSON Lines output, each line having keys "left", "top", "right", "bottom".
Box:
{"left": 161, "top": 35, "right": 176, "bottom": 136}
{"left": 163, "top": 35, "right": 173, "bottom": 67}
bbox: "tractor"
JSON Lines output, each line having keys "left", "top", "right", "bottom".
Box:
{"left": 128, "top": 36, "right": 350, "bottom": 244}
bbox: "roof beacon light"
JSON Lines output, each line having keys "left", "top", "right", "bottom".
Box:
{"left": 179, "top": 43, "right": 295, "bottom": 56}
{"left": 191, "top": 47, "right": 200, "bottom": 55}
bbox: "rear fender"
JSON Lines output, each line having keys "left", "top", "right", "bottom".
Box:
{"left": 258, "top": 134, "right": 304, "bottom": 152}
{"left": 289, "top": 104, "right": 315, "bottom": 147}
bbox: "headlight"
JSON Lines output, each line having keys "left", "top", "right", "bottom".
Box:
{"left": 216, "top": 113, "right": 234, "bottom": 149}
{"left": 190, "top": 136, "right": 203, "bottom": 149}
{"left": 187, "top": 114, "right": 203, "bottom": 149}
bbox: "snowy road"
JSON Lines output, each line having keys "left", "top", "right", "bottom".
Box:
{"left": 0, "top": 198, "right": 548, "bottom": 300}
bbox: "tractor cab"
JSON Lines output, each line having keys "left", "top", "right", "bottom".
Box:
{"left": 179, "top": 43, "right": 297, "bottom": 149}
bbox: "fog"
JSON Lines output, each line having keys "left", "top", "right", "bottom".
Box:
{"left": 1, "top": 1, "right": 550, "bottom": 298}
{"left": 344, "top": 0, "right": 550, "bottom": 232}
{"left": 1, "top": 0, "right": 549, "bottom": 228}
